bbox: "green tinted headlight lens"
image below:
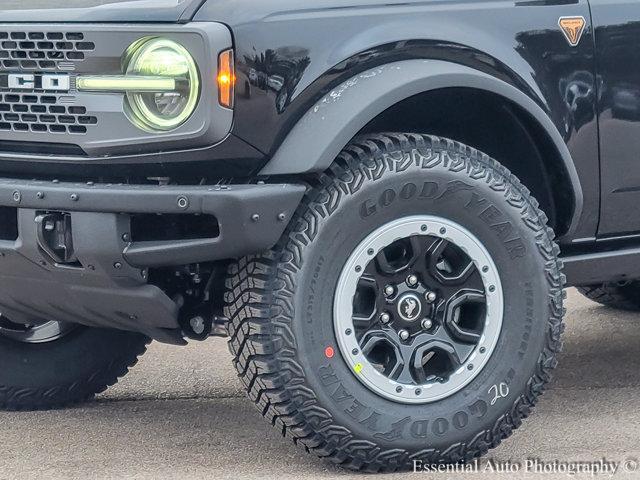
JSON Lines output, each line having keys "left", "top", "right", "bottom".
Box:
{"left": 125, "top": 38, "right": 200, "bottom": 132}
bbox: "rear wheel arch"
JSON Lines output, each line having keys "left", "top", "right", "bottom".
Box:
{"left": 262, "top": 59, "right": 582, "bottom": 237}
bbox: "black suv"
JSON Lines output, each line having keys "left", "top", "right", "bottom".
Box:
{"left": 0, "top": 0, "right": 636, "bottom": 472}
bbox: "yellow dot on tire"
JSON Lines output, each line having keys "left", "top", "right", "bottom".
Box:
{"left": 354, "top": 363, "right": 363, "bottom": 374}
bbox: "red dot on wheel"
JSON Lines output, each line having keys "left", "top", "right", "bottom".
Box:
{"left": 324, "top": 346, "right": 335, "bottom": 359}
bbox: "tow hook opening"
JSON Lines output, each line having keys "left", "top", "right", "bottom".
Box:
{"left": 35, "top": 211, "right": 82, "bottom": 267}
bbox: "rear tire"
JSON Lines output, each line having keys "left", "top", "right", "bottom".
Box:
{"left": 0, "top": 323, "right": 149, "bottom": 411}
{"left": 225, "top": 133, "right": 565, "bottom": 471}
{"left": 578, "top": 282, "right": 640, "bottom": 311}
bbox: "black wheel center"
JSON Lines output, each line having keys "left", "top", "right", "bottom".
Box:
{"left": 349, "top": 232, "right": 490, "bottom": 386}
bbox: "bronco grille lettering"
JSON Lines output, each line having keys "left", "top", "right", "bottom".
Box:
{"left": 4, "top": 73, "right": 70, "bottom": 92}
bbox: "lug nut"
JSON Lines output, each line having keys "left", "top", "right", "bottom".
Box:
{"left": 384, "top": 285, "right": 395, "bottom": 297}
{"left": 422, "top": 319, "right": 433, "bottom": 330}
{"left": 399, "top": 329, "right": 410, "bottom": 341}
{"left": 380, "top": 312, "right": 391, "bottom": 324}
{"left": 425, "top": 291, "right": 437, "bottom": 303}
{"left": 406, "top": 275, "right": 419, "bottom": 287}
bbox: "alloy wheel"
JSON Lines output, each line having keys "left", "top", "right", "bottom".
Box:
{"left": 334, "top": 216, "right": 503, "bottom": 404}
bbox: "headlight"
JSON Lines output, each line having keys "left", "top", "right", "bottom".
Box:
{"left": 124, "top": 38, "right": 200, "bottom": 132}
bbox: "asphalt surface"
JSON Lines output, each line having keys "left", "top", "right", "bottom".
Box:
{"left": 2, "top": 289, "right": 640, "bottom": 479}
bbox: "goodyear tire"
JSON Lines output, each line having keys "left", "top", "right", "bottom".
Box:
{"left": 0, "top": 321, "right": 149, "bottom": 411}
{"left": 225, "top": 133, "right": 565, "bottom": 471}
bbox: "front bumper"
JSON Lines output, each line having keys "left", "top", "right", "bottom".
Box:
{"left": 0, "top": 178, "right": 305, "bottom": 343}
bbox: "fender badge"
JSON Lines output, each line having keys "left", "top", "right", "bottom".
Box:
{"left": 559, "top": 16, "right": 586, "bottom": 47}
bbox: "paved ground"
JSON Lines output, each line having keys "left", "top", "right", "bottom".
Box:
{"left": 2, "top": 289, "right": 640, "bottom": 479}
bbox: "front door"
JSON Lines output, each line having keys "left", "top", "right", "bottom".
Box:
{"left": 592, "top": 1, "right": 640, "bottom": 236}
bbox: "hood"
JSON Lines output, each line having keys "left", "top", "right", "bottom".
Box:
{"left": 0, "top": 0, "right": 206, "bottom": 23}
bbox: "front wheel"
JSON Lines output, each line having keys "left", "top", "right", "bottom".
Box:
{"left": 225, "top": 134, "right": 565, "bottom": 471}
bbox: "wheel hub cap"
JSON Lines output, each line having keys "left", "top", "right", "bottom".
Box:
{"left": 397, "top": 293, "right": 422, "bottom": 322}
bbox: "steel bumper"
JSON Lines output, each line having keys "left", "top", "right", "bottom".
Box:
{"left": 0, "top": 179, "right": 306, "bottom": 343}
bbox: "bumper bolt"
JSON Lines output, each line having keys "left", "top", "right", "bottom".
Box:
{"left": 425, "top": 291, "right": 437, "bottom": 303}
{"left": 384, "top": 285, "right": 395, "bottom": 297}
{"left": 399, "top": 329, "right": 410, "bottom": 341}
{"left": 176, "top": 195, "right": 189, "bottom": 209}
{"left": 36, "top": 191, "right": 44, "bottom": 199}
{"left": 122, "top": 233, "right": 130, "bottom": 242}
{"left": 422, "top": 319, "right": 433, "bottom": 330}
{"left": 251, "top": 213, "right": 260, "bottom": 222}
{"left": 12, "top": 191, "right": 20, "bottom": 203}
{"left": 380, "top": 312, "right": 391, "bottom": 324}
{"left": 277, "top": 213, "right": 286, "bottom": 221}
{"left": 70, "top": 193, "right": 79, "bottom": 202}
{"left": 113, "top": 262, "right": 122, "bottom": 269}
{"left": 406, "top": 274, "right": 418, "bottom": 287}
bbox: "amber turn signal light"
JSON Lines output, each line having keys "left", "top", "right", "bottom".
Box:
{"left": 217, "top": 49, "right": 235, "bottom": 109}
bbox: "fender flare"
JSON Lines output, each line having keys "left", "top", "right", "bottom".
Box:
{"left": 261, "top": 59, "right": 583, "bottom": 235}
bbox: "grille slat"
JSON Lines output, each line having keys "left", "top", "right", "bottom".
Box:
{"left": 0, "top": 31, "right": 94, "bottom": 71}
{"left": 0, "top": 92, "right": 96, "bottom": 135}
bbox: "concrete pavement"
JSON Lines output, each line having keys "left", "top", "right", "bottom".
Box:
{"left": 2, "top": 289, "right": 640, "bottom": 479}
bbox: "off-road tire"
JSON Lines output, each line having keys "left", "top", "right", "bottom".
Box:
{"left": 225, "top": 133, "right": 565, "bottom": 472}
{"left": 0, "top": 326, "right": 149, "bottom": 410}
{"left": 578, "top": 282, "right": 640, "bottom": 311}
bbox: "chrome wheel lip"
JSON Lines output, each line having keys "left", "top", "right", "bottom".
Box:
{"left": 334, "top": 215, "right": 504, "bottom": 405}
{"left": 0, "top": 317, "right": 75, "bottom": 344}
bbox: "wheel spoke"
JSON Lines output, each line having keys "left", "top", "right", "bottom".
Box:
{"left": 426, "top": 237, "right": 449, "bottom": 261}
{"left": 389, "top": 355, "right": 417, "bottom": 384}
{"left": 406, "top": 236, "right": 427, "bottom": 269}
{"left": 426, "top": 237, "right": 450, "bottom": 280}
{"left": 358, "top": 274, "right": 378, "bottom": 291}
{"left": 448, "top": 259, "right": 476, "bottom": 284}
{"left": 352, "top": 274, "right": 379, "bottom": 328}
{"left": 352, "top": 314, "right": 375, "bottom": 328}
{"left": 435, "top": 328, "right": 476, "bottom": 365}
{"left": 375, "top": 249, "right": 397, "bottom": 275}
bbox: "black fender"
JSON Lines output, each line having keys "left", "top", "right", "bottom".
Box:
{"left": 261, "top": 59, "right": 583, "bottom": 236}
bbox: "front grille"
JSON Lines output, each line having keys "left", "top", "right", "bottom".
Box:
{"left": 0, "top": 31, "right": 95, "bottom": 71}
{"left": 0, "top": 29, "right": 98, "bottom": 136}
{"left": 0, "top": 92, "right": 97, "bottom": 135}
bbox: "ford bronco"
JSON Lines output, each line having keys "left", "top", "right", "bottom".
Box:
{"left": 0, "top": 0, "right": 637, "bottom": 472}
